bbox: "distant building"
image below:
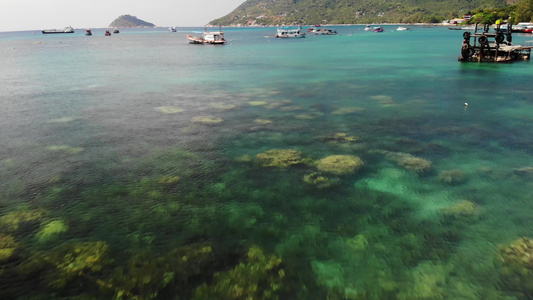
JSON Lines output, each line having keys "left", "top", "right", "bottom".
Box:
{"left": 463, "top": 15, "right": 472, "bottom": 20}
{"left": 450, "top": 18, "right": 466, "bottom": 24}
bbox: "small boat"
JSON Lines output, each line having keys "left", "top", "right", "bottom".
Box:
{"left": 493, "top": 24, "right": 508, "bottom": 33}
{"left": 186, "top": 27, "right": 226, "bottom": 44}
{"left": 372, "top": 27, "right": 384, "bottom": 32}
{"left": 85, "top": 29, "right": 92, "bottom": 36}
{"left": 275, "top": 26, "right": 306, "bottom": 38}
{"left": 105, "top": 30, "right": 111, "bottom": 36}
{"left": 364, "top": 25, "right": 372, "bottom": 31}
{"left": 396, "top": 26, "right": 410, "bottom": 31}
{"left": 169, "top": 27, "right": 177, "bottom": 32}
{"left": 113, "top": 29, "right": 120, "bottom": 34}
{"left": 310, "top": 26, "right": 337, "bottom": 35}
{"left": 42, "top": 26, "right": 74, "bottom": 34}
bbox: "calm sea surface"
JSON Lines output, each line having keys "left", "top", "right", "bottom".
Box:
{"left": 1, "top": 26, "right": 533, "bottom": 299}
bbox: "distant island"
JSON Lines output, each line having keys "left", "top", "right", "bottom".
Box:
{"left": 109, "top": 15, "right": 155, "bottom": 28}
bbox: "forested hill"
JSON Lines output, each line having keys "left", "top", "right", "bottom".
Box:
{"left": 209, "top": 0, "right": 511, "bottom": 25}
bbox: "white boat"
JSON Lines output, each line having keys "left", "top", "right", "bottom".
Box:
{"left": 396, "top": 26, "right": 410, "bottom": 31}
{"left": 364, "top": 25, "right": 372, "bottom": 31}
{"left": 275, "top": 26, "right": 306, "bottom": 38}
{"left": 186, "top": 27, "right": 226, "bottom": 44}
{"left": 169, "top": 27, "right": 177, "bottom": 32}
{"left": 42, "top": 26, "right": 74, "bottom": 34}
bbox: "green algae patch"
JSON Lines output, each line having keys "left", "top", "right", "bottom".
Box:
{"left": 397, "top": 262, "right": 447, "bottom": 300}
{"left": 192, "top": 116, "right": 223, "bottom": 124}
{"left": 376, "top": 150, "right": 431, "bottom": 173}
{"left": 256, "top": 149, "right": 308, "bottom": 168}
{"left": 303, "top": 172, "right": 340, "bottom": 189}
{"left": 371, "top": 95, "right": 395, "bottom": 104}
{"left": 0, "top": 234, "right": 19, "bottom": 262}
{"left": 36, "top": 219, "right": 69, "bottom": 242}
{"left": 155, "top": 106, "right": 184, "bottom": 114}
{"left": 45, "top": 241, "right": 110, "bottom": 289}
{"left": 440, "top": 200, "right": 481, "bottom": 220}
{"left": 210, "top": 102, "right": 236, "bottom": 110}
{"left": 0, "top": 208, "right": 47, "bottom": 232}
{"left": 317, "top": 132, "right": 360, "bottom": 143}
{"left": 248, "top": 100, "right": 268, "bottom": 106}
{"left": 46, "top": 117, "right": 77, "bottom": 123}
{"left": 47, "top": 145, "right": 84, "bottom": 154}
{"left": 331, "top": 106, "right": 365, "bottom": 115}
{"left": 194, "top": 245, "right": 284, "bottom": 299}
{"left": 254, "top": 118, "right": 273, "bottom": 125}
{"left": 316, "top": 155, "right": 364, "bottom": 175}
{"left": 158, "top": 175, "right": 181, "bottom": 185}
{"left": 495, "top": 237, "right": 533, "bottom": 298}
{"left": 438, "top": 169, "right": 467, "bottom": 185}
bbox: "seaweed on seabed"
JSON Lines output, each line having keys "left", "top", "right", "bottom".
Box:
{"left": 88, "top": 242, "right": 217, "bottom": 300}
{"left": 194, "top": 245, "right": 285, "bottom": 300}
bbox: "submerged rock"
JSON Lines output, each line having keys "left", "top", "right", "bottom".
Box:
{"left": 440, "top": 200, "right": 481, "bottom": 220}
{"left": 303, "top": 172, "right": 340, "bottom": 189}
{"left": 256, "top": 149, "right": 307, "bottom": 168}
{"left": 374, "top": 150, "right": 431, "bottom": 173}
{"left": 192, "top": 116, "right": 223, "bottom": 124}
{"left": 316, "top": 155, "right": 364, "bottom": 175}
{"left": 438, "top": 169, "right": 467, "bottom": 185}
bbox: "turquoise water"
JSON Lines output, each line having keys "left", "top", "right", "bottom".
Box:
{"left": 1, "top": 25, "right": 533, "bottom": 299}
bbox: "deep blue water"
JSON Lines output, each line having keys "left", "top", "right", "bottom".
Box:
{"left": 1, "top": 26, "right": 533, "bottom": 299}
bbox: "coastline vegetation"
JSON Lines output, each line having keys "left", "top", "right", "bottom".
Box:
{"left": 209, "top": 0, "right": 533, "bottom": 26}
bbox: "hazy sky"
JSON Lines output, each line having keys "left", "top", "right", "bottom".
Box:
{"left": 0, "top": 0, "right": 245, "bottom": 32}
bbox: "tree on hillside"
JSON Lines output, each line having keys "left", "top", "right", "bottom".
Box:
{"left": 514, "top": 0, "right": 533, "bottom": 22}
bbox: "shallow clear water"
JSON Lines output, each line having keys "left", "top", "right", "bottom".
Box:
{"left": 1, "top": 26, "right": 533, "bottom": 299}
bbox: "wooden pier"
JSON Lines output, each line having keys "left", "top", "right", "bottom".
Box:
{"left": 458, "top": 23, "right": 533, "bottom": 62}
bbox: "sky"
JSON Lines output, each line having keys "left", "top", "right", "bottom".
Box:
{"left": 0, "top": 0, "right": 246, "bottom": 32}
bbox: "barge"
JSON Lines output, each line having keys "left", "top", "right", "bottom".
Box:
{"left": 458, "top": 23, "right": 533, "bottom": 62}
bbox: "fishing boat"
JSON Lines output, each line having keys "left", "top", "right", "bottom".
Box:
{"left": 458, "top": 23, "right": 533, "bottom": 63}
{"left": 275, "top": 26, "right": 306, "bottom": 38}
{"left": 310, "top": 26, "right": 337, "bottom": 35}
{"left": 85, "top": 29, "right": 92, "bottom": 36}
{"left": 42, "top": 26, "right": 74, "bottom": 34}
{"left": 186, "top": 27, "right": 226, "bottom": 44}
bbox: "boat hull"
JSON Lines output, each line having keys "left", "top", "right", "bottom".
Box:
{"left": 42, "top": 31, "right": 74, "bottom": 34}
{"left": 186, "top": 34, "right": 226, "bottom": 45}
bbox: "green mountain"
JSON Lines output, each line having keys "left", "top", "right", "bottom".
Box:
{"left": 209, "top": 0, "right": 512, "bottom": 25}
{"left": 109, "top": 15, "right": 155, "bottom": 28}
